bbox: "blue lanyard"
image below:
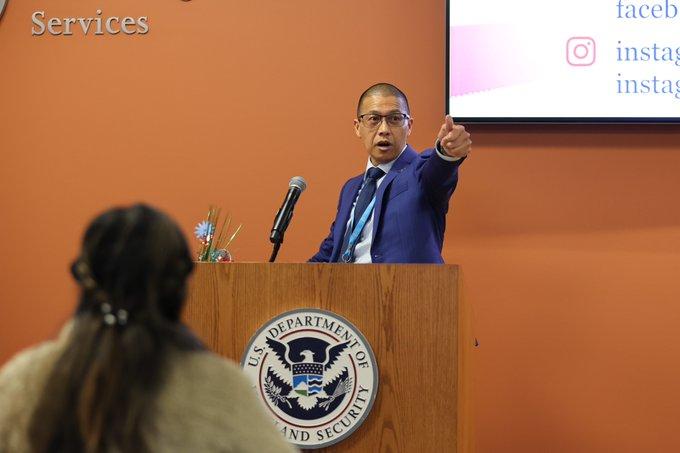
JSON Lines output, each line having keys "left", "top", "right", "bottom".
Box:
{"left": 341, "top": 197, "right": 376, "bottom": 263}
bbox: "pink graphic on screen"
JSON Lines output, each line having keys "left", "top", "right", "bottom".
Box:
{"left": 450, "top": 25, "right": 533, "bottom": 96}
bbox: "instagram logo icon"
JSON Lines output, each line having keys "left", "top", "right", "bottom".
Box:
{"left": 566, "top": 37, "right": 596, "bottom": 66}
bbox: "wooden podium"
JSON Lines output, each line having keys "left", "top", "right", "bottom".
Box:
{"left": 184, "top": 263, "right": 474, "bottom": 452}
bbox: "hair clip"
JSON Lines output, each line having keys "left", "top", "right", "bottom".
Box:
{"left": 117, "top": 309, "right": 128, "bottom": 326}
{"left": 100, "top": 302, "right": 129, "bottom": 327}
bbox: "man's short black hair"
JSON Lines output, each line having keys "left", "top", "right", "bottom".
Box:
{"left": 357, "top": 83, "right": 410, "bottom": 117}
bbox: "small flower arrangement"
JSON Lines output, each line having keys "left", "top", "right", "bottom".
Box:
{"left": 194, "top": 206, "right": 242, "bottom": 262}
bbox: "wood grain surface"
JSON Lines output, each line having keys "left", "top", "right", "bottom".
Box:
{"left": 183, "top": 263, "right": 473, "bottom": 452}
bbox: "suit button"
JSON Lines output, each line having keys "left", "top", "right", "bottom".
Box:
{"left": 373, "top": 254, "right": 381, "bottom": 261}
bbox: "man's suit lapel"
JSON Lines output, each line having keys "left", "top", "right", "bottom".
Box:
{"left": 371, "top": 146, "right": 417, "bottom": 241}
{"left": 331, "top": 175, "right": 363, "bottom": 261}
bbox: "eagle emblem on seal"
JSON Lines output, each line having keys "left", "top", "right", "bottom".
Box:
{"left": 265, "top": 337, "right": 352, "bottom": 411}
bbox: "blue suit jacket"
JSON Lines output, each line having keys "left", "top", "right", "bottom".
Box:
{"left": 309, "top": 145, "right": 463, "bottom": 263}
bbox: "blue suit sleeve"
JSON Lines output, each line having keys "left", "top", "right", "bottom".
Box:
{"left": 308, "top": 222, "right": 335, "bottom": 262}
{"left": 308, "top": 188, "right": 344, "bottom": 263}
{"left": 418, "top": 148, "right": 465, "bottom": 213}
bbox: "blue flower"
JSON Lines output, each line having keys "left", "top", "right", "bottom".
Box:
{"left": 194, "top": 220, "right": 215, "bottom": 240}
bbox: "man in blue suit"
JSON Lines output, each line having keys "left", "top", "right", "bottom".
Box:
{"left": 309, "top": 83, "right": 471, "bottom": 264}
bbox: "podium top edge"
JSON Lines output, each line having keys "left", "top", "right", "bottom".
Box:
{"left": 192, "top": 262, "right": 461, "bottom": 268}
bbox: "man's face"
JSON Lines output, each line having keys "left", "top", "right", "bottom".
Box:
{"left": 354, "top": 95, "right": 412, "bottom": 165}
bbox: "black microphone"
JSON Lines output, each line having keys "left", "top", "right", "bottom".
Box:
{"left": 270, "top": 176, "right": 307, "bottom": 245}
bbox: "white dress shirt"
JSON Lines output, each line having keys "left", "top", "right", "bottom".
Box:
{"left": 344, "top": 144, "right": 459, "bottom": 263}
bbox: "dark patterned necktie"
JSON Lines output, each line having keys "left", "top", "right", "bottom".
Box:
{"left": 338, "top": 167, "right": 386, "bottom": 262}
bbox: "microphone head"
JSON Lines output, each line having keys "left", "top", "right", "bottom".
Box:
{"left": 289, "top": 176, "right": 307, "bottom": 193}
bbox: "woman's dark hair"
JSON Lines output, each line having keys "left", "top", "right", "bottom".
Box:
{"left": 28, "top": 204, "right": 203, "bottom": 453}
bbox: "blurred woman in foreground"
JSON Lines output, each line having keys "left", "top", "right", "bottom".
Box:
{"left": 0, "top": 204, "right": 295, "bottom": 453}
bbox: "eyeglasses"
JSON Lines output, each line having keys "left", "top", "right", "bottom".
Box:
{"left": 358, "top": 113, "right": 410, "bottom": 128}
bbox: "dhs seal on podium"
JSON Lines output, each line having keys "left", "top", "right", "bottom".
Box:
{"left": 241, "top": 309, "right": 378, "bottom": 449}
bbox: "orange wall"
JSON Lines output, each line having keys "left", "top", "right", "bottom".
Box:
{"left": 1, "top": 1, "right": 679, "bottom": 452}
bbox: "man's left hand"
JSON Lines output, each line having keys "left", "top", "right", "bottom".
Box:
{"left": 437, "top": 115, "right": 471, "bottom": 159}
